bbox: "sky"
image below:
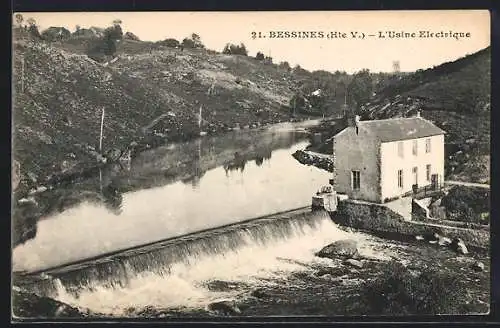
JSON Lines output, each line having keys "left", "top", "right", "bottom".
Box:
{"left": 15, "top": 10, "right": 490, "bottom": 73}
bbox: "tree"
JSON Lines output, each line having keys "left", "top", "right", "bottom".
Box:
{"left": 347, "top": 69, "right": 373, "bottom": 110}
{"left": 25, "top": 17, "right": 41, "bottom": 39}
{"left": 112, "top": 19, "right": 122, "bottom": 26}
{"left": 41, "top": 27, "right": 71, "bottom": 42}
{"left": 86, "top": 21, "right": 124, "bottom": 61}
{"left": 15, "top": 13, "right": 23, "bottom": 27}
{"left": 255, "top": 51, "right": 265, "bottom": 60}
{"left": 222, "top": 43, "right": 248, "bottom": 56}
{"left": 75, "top": 25, "right": 81, "bottom": 32}
{"left": 182, "top": 33, "right": 204, "bottom": 49}
{"left": 191, "top": 33, "right": 204, "bottom": 48}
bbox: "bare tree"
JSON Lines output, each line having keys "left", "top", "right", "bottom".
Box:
{"left": 15, "top": 13, "right": 23, "bottom": 27}
{"left": 26, "top": 17, "right": 36, "bottom": 27}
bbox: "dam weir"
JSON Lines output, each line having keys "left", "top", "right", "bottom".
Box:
{"left": 15, "top": 208, "right": 335, "bottom": 303}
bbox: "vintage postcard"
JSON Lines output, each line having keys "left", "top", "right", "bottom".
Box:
{"left": 11, "top": 10, "right": 491, "bottom": 320}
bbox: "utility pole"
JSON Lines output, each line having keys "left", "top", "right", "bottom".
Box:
{"left": 99, "top": 107, "right": 105, "bottom": 153}
{"left": 21, "top": 56, "right": 25, "bottom": 93}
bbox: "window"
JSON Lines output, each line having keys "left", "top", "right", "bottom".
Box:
{"left": 351, "top": 170, "right": 360, "bottom": 190}
{"left": 397, "top": 169, "right": 403, "bottom": 188}
{"left": 412, "top": 140, "right": 418, "bottom": 156}
{"left": 397, "top": 141, "right": 404, "bottom": 158}
{"left": 412, "top": 166, "right": 418, "bottom": 185}
{"left": 426, "top": 164, "right": 431, "bottom": 182}
{"left": 425, "top": 138, "right": 431, "bottom": 153}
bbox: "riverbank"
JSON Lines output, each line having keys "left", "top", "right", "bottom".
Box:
{"left": 13, "top": 227, "right": 489, "bottom": 318}
{"left": 333, "top": 200, "right": 489, "bottom": 250}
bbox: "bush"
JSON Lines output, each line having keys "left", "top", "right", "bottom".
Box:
{"left": 85, "top": 23, "right": 123, "bottom": 61}
{"left": 441, "top": 186, "right": 490, "bottom": 223}
{"left": 182, "top": 33, "right": 204, "bottom": 49}
{"left": 357, "top": 261, "right": 470, "bottom": 315}
{"left": 41, "top": 27, "right": 71, "bottom": 42}
{"left": 162, "top": 38, "right": 180, "bottom": 48}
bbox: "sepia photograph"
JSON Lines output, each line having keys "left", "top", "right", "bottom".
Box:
{"left": 11, "top": 10, "right": 491, "bottom": 319}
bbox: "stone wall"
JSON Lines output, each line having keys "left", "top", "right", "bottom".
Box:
{"left": 333, "top": 200, "right": 489, "bottom": 249}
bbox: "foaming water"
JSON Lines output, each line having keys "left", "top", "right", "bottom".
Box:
{"left": 44, "top": 213, "right": 390, "bottom": 316}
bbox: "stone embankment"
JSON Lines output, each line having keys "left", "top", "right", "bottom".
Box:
{"left": 332, "top": 200, "right": 489, "bottom": 251}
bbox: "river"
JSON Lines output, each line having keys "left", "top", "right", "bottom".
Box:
{"left": 13, "top": 120, "right": 330, "bottom": 273}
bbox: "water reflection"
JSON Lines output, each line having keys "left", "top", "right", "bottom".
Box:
{"left": 101, "top": 179, "right": 123, "bottom": 215}
{"left": 13, "top": 121, "right": 331, "bottom": 272}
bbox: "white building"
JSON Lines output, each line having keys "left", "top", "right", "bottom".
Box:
{"left": 332, "top": 113, "right": 445, "bottom": 203}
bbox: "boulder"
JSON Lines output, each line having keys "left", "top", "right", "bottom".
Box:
{"left": 315, "top": 239, "right": 359, "bottom": 260}
{"left": 343, "top": 258, "right": 363, "bottom": 269}
{"left": 250, "top": 288, "right": 269, "bottom": 299}
{"left": 438, "top": 236, "right": 452, "bottom": 246}
{"left": 450, "top": 238, "right": 468, "bottom": 255}
{"left": 207, "top": 300, "right": 241, "bottom": 315}
{"left": 471, "top": 261, "right": 485, "bottom": 272}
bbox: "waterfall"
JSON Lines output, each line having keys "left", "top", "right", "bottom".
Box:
{"left": 18, "top": 210, "right": 378, "bottom": 315}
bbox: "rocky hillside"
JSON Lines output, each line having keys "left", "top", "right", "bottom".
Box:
{"left": 12, "top": 29, "right": 307, "bottom": 193}
{"left": 308, "top": 47, "right": 491, "bottom": 184}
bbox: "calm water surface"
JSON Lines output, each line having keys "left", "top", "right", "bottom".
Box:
{"left": 13, "top": 121, "right": 331, "bottom": 272}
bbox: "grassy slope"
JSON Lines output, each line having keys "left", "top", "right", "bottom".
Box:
{"left": 12, "top": 35, "right": 302, "bottom": 189}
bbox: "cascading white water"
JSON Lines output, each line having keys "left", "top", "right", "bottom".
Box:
{"left": 44, "top": 212, "right": 391, "bottom": 316}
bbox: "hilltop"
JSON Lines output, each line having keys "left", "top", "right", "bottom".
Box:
{"left": 12, "top": 26, "right": 316, "bottom": 193}
{"left": 307, "top": 47, "right": 491, "bottom": 183}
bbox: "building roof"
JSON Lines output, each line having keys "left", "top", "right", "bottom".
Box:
{"left": 338, "top": 117, "right": 445, "bottom": 142}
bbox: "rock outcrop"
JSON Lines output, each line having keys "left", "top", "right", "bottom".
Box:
{"left": 206, "top": 300, "right": 241, "bottom": 316}
{"left": 12, "top": 289, "right": 87, "bottom": 319}
{"left": 450, "top": 237, "right": 469, "bottom": 255}
{"left": 315, "top": 239, "right": 359, "bottom": 260}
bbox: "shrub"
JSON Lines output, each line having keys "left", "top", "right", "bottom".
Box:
{"left": 357, "top": 261, "right": 470, "bottom": 315}
{"left": 162, "top": 38, "right": 180, "bottom": 48}
{"left": 41, "top": 27, "right": 71, "bottom": 42}
{"left": 182, "top": 33, "right": 204, "bottom": 49}
{"left": 441, "top": 186, "right": 490, "bottom": 223}
{"left": 279, "top": 61, "right": 291, "bottom": 71}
